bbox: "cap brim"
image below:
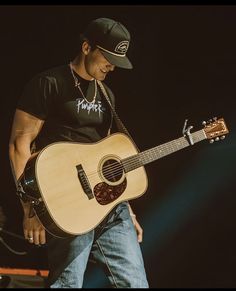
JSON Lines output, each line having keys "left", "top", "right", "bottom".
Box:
{"left": 100, "top": 50, "right": 133, "bottom": 69}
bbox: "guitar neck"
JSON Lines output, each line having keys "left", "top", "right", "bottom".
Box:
{"left": 122, "top": 129, "right": 207, "bottom": 172}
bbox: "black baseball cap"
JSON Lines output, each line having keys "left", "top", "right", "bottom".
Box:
{"left": 83, "top": 18, "right": 133, "bottom": 69}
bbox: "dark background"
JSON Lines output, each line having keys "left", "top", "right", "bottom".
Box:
{"left": 0, "top": 5, "right": 235, "bottom": 288}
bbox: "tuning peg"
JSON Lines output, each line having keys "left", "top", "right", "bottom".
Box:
{"left": 206, "top": 119, "right": 212, "bottom": 125}
{"left": 202, "top": 121, "right": 206, "bottom": 126}
{"left": 220, "top": 135, "right": 225, "bottom": 140}
{"left": 215, "top": 137, "right": 220, "bottom": 141}
{"left": 209, "top": 139, "right": 214, "bottom": 144}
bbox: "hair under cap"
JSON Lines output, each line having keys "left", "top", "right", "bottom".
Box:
{"left": 83, "top": 18, "right": 133, "bottom": 69}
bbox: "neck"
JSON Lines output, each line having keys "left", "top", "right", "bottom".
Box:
{"left": 71, "top": 56, "right": 94, "bottom": 81}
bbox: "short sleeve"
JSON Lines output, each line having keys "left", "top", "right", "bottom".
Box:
{"left": 17, "top": 75, "right": 57, "bottom": 120}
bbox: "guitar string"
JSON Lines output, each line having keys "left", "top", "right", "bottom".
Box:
{"left": 82, "top": 129, "right": 214, "bottom": 184}
{"left": 95, "top": 145, "right": 175, "bottom": 180}
{"left": 76, "top": 139, "right": 208, "bottom": 187}
{"left": 87, "top": 145, "right": 171, "bottom": 182}
{"left": 84, "top": 131, "right": 203, "bottom": 181}
{"left": 75, "top": 130, "right": 216, "bottom": 184}
{"left": 87, "top": 143, "right": 181, "bottom": 180}
{"left": 85, "top": 141, "right": 187, "bottom": 181}
{"left": 89, "top": 135, "right": 192, "bottom": 176}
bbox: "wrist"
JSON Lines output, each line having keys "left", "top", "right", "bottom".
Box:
{"left": 21, "top": 201, "right": 31, "bottom": 213}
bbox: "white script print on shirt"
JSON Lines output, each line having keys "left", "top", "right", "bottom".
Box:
{"left": 76, "top": 98, "right": 105, "bottom": 116}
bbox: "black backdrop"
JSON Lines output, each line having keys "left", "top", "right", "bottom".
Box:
{"left": 0, "top": 5, "right": 235, "bottom": 288}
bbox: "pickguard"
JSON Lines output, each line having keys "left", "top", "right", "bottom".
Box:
{"left": 94, "top": 179, "right": 127, "bottom": 205}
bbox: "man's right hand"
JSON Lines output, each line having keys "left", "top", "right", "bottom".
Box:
{"left": 23, "top": 214, "right": 46, "bottom": 245}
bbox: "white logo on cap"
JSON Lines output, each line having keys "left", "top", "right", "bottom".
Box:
{"left": 115, "top": 41, "right": 129, "bottom": 54}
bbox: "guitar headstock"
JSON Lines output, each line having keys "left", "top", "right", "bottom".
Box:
{"left": 203, "top": 117, "right": 229, "bottom": 143}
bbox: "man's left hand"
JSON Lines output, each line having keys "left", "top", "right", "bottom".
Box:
{"left": 131, "top": 215, "right": 143, "bottom": 243}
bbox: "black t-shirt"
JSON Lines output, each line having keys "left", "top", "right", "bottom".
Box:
{"left": 17, "top": 65, "right": 115, "bottom": 151}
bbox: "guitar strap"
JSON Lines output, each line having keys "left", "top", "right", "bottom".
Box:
{"left": 97, "top": 80, "right": 139, "bottom": 150}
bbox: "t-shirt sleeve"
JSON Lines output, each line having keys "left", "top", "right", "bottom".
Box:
{"left": 17, "top": 75, "right": 56, "bottom": 120}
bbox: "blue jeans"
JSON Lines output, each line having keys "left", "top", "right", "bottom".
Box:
{"left": 46, "top": 202, "right": 148, "bottom": 288}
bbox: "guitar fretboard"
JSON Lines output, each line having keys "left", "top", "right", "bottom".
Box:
{"left": 122, "top": 129, "right": 206, "bottom": 173}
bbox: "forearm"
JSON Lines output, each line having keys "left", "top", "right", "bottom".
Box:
{"left": 9, "top": 144, "right": 31, "bottom": 182}
{"left": 9, "top": 142, "right": 32, "bottom": 214}
{"left": 10, "top": 145, "right": 46, "bottom": 244}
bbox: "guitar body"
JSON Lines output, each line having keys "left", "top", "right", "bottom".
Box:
{"left": 20, "top": 133, "right": 148, "bottom": 237}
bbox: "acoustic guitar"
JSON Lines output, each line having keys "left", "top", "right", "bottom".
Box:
{"left": 19, "top": 118, "right": 229, "bottom": 237}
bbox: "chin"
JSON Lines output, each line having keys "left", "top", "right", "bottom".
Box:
{"left": 97, "top": 75, "right": 106, "bottom": 81}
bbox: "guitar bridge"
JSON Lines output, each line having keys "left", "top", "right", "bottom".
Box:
{"left": 76, "top": 164, "right": 94, "bottom": 199}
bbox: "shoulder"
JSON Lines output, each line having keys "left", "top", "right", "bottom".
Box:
{"left": 41, "top": 64, "right": 69, "bottom": 76}
{"left": 25, "top": 64, "right": 70, "bottom": 90}
{"left": 37, "top": 64, "right": 70, "bottom": 83}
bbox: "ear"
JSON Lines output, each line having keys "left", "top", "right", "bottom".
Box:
{"left": 82, "top": 41, "right": 91, "bottom": 55}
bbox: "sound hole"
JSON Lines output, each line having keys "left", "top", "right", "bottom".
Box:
{"left": 102, "top": 159, "right": 123, "bottom": 182}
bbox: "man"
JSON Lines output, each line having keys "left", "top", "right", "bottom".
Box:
{"left": 9, "top": 18, "right": 149, "bottom": 288}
